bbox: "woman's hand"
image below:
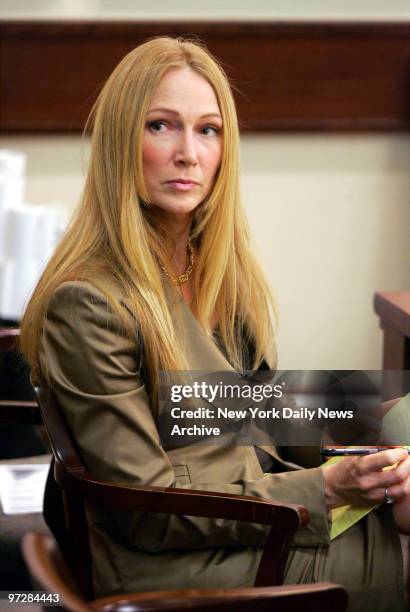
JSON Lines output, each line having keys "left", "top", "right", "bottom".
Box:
{"left": 322, "top": 447, "right": 410, "bottom": 509}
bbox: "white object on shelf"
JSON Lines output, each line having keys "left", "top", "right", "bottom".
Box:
{"left": 0, "top": 149, "right": 64, "bottom": 320}
{"left": 0, "top": 206, "right": 61, "bottom": 320}
{"left": 0, "top": 149, "right": 26, "bottom": 209}
{"left": 0, "top": 150, "right": 27, "bottom": 264}
{"left": 0, "top": 463, "right": 49, "bottom": 515}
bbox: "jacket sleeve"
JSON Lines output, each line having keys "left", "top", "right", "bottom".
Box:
{"left": 40, "top": 281, "right": 330, "bottom": 552}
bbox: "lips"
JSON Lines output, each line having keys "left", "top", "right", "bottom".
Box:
{"left": 165, "top": 180, "right": 199, "bottom": 192}
{"left": 165, "top": 179, "right": 199, "bottom": 185}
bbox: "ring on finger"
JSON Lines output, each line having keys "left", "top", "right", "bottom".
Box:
{"left": 384, "top": 487, "right": 394, "bottom": 504}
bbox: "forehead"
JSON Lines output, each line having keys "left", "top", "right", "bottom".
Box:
{"left": 148, "top": 67, "right": 221, "bottom": 116}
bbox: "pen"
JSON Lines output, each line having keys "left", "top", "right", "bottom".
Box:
{"left": 320, "top": 447, "right": 410, "bottom": 457}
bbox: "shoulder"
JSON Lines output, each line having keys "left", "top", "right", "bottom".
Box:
{"left": 45, "top": 281, "right": 110, "bottom": 331}
{"left": 42, "top": 279, "right": 141, "bottom": 383}
{"left": 46, "top": 279, "right": 128, "bottom": 322}
{"left": 49, "top": 278, "right": 124, "bottom": 307}
{"left": 40, "top": 280, "right": 142, "bottom": 398}
{"left": 44, "top": 279, "right": 136, "bottom": 353}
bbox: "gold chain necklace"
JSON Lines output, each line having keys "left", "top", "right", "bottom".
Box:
{"left": 159, "top": 240, "right": 195, "bottom": 285}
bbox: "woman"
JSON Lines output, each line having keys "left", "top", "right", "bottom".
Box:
{"left": 20, "top": 37, "right": 409, "bottom": 611}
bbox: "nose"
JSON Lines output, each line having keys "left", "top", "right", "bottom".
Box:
{"left": 174, "top": 130, "right": 198, "bottom": 166}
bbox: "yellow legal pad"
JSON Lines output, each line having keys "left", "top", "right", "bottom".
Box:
{"left": 327, "top": 446, "right": 410, "bottom": 540}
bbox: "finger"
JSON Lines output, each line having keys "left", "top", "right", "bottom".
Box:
{"left": 352, "top": 485, "right": 389, "bottom": 504}
{"left": 371, "top": 487, "right": 390, "bottom": 504}
{"left": 358, "top": 448, "right": 409, "bottom": 473}
{"left": 387, "top": 475, "right": 410, "bottom": 500}
{"left": 359, "top": 457, "right": 410, "bottom": 489}
{"left": 369, "top": 469, "right": 409, "bottom": 491}
{"left": 390, "top": 456, "right": 410, "bottom": 481}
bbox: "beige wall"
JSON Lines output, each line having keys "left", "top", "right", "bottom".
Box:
{"left": 1, "top": 1, "right": 409, "bottom": 369}
{"left": 0, "top": 133, "right": 408, "bottom": 370}
{"left": 241, "top": 134, "right": 410, "bottom": 369}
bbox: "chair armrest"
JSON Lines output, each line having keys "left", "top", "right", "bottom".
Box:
{"left": 59, "top": 465, "right": 308, "bottom": 586}
{"left": 0, "top": 400, "right": 42, "bottom": 424}
{"left": 94, "top": 582, "right": 348, "bottom": 612}
{"left": 69, "top": 469, "right": 307, "bottom": 526}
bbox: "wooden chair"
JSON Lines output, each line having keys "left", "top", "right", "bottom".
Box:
{"left": 0, "top": 327, "right": 42, "bottom": 427}
{"left": 0, "top": 327, "right": 51, "bottom": 590}
{"left": 35, "top": 386, "right": 349, "bottom": 608}
{"left": 0, "top": 327, "right": 20, "bottom": 351}
{"left": 22, "top": 531, "right": 348, "bottom": 612}
{"left": 36, "top": 386, "right": 306, "bottom": 598}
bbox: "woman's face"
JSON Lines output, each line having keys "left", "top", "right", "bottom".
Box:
{"left": 142, "top": 67, "right": 223, "bottom": 218}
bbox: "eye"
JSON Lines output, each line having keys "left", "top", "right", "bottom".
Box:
{"left": 201, "top": 125, "right": 221, "bottom": 136}
{"left": 147, "top": 120, "right": 168, "bottom": 133}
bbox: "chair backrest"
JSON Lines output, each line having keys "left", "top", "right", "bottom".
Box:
{"left": 0, "top": 328, "right": 36, "bottom": 403}
{"left": 0, "top": 399, "right": 42, "bottom": 425}
{"left": 0, "top": 327, "right": 20, "bottom": 351}
{"left": 23, "top": 532, "right": 348, "bottom": 612}
{"left": 0, "top": 327, "right": 44, "bottom": 459}
{"left": 35, "top": 386, "right": 94, "bottom": 599}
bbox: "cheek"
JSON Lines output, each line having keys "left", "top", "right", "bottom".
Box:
{"left": 203, "top": 143, "right": 222, "bottom": 180}
{"left": 142, "top": 140, "right": 168, "bottom": 175}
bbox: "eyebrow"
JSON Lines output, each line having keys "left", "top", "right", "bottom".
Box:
{"left": 147, "top": 107, "right": 222, "bottom": 120}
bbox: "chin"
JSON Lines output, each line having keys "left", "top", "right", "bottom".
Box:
{"left": 154, "top": 197, "right": 202, "bottom": 216}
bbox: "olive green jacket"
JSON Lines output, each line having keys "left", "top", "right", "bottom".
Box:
{"left": 40, "top": 281, "right": 330, "bottom": 597}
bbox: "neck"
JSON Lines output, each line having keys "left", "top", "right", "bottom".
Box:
{"left": 161, "top": 211, "right": 194, "bottom": 274}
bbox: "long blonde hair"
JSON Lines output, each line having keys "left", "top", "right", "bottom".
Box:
{"left": 20, "top": 36, "right": 276, "bottom": 408}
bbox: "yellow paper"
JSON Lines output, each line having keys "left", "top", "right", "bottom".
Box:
{"left": 330, "top": 502, "right": 376, "bottom": 540}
